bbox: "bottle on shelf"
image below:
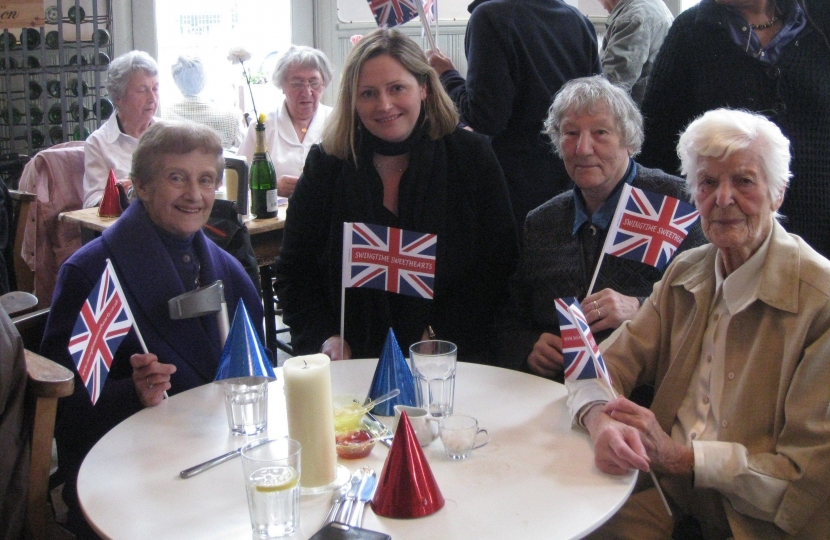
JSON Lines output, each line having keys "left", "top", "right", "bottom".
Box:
{"left": 31, "top": 129, "right": 45, "bottom": 148}
{"left": 45, "top": 30, "right": 59, "bottom": 49}
{"left": 68, "top": 78, "right": 89, "bottom": 97}
{"left": 70, "top": 102, "right": 93, "bottom": 122}
{"left": 249, "top": 113, "right": 278, "bottom": 219}
{"left": 48, "top": 103, "right": 63, "bottom": 125}
{"left": 26, "top": 56, "right": 40, "bottom": 69}
{"left": 20, "top": 28, "right": 40, "bottom": 50}
{"left": 68, "top": 5, "right": 86, "bottom": 23}
{"left": 49, "top": 126, "right": 64, "bottom": 144}
{"left": 0, "top": 57, "right": 19, "bottom": 70}
{"left": 0, "top": 32, "right": 17, "bottom": 51}
{"left": 30, "top": 106, "right": 44, "bottom": 125}
{"left": 93, "top": 29, "right": 110, "bottom": 47}
{"left": 0, "top": 106, "right": 23, "bottom": 125}
{"left": 92, "top": 52, "right": 110, "bottom": 66}
{"left": 94, "top": 98, "right": 114, "bottom": 120}
{"left": 69, "top": 54, "right": 88, "bottom": 66}
{"left": 47, "top": 79, "right": 62, "bottom": 98}
{"left": 28, "top": 80, "right": 43, "bottom": 100}
{"left": 73, "top": 125, "right": 91, "bottom": 141}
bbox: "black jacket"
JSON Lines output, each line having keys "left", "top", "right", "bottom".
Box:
{"left": 275, "top": 127, "right": 519, "bottom": 363}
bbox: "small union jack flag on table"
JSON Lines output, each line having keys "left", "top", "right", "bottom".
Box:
{"left": 555, "top": 297, "right": 612, "bottom": 386}
{"left": 68, "top": 259, "right": 137, "bottom": 404}
{"left": 605, "top": 184, "right": 699, "bottom": 271}
{"left": 343, "top": 222, "right": 437, "bottom": 299}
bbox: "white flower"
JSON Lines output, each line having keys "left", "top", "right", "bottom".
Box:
{"left": 227, "top": 47, "right": 252, "bottom": 65}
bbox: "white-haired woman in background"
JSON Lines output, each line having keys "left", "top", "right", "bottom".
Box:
{"left": 237, "top": 45, "right": 334, "bottom": 197}
{"left": 83, "top": 50, "right": 159, "bottom": 208}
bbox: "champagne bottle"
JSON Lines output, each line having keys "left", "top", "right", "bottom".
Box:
{"left": 68, "top": 5, "right": 85, "bottom": 23}
{"left": 249, "top": 113, "right": 277, "bottom": 219}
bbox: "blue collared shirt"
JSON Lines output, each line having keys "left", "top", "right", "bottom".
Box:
{"left": 709, "top": 0, "right": 807, "bottom": 64}
{"left": 572, "top": 160, "right": 637, "bottom": 236}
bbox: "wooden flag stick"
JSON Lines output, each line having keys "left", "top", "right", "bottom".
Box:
{"left": 414, "top": 0, "right": 437, "bottom": 50}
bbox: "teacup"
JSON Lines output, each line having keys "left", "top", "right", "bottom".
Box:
{"left": 438, "top": 414, "right": 489, "bottom": 460}
{"left": 393, "top": 405, "right": 439, "bottom": 447}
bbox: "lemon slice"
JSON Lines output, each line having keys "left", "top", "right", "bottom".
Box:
{"left": 251, "top": 466, "right": 300, "bottom": 493}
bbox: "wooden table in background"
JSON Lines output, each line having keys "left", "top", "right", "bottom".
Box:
{"left": 59, "top": 206, "right": 287, "bottom": 353}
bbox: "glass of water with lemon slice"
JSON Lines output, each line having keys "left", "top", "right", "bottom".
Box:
{"left": 241, "top": 438, "right": 302, "bottom": 538}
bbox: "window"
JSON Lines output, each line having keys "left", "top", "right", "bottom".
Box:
{"left": 155, "top": 0, "right": 292, "bottom": 117}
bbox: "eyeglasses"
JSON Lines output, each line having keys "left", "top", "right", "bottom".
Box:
{"left": 287, "top": 79, "right": 323, "bottom": 91}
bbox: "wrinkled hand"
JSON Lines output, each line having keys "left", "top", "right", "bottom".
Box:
{"left": 581, "top": 289, "right": 641, "bottom": 333}
{"left": 426, "top": 48, "right": 455, "bottom": 76}
{"left": 527, "top": 332, "right": 564, "bottom": 378}
{"left": 583, "top": 401, "right": 651, "bottom": 475}
{"left": 321, "top": 335, "right": 352, "bottom": 361}
{"left": 603, "top": 397, "right": 694, "bottom": 477}
{"left": 131, "top": 353, "right": 176, "bottom": 407}
{"left": 277, "top": 175, "right": 299, "bottom": 197}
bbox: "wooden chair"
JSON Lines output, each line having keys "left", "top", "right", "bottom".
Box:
{"left": 8, "top": 189, "right": 36, "bottom": 293}
{"left": 24, "top": 350, "right": 74, "bottom": 540}
{"left": 8, "top": 307, "right": 74, "bottom": 540}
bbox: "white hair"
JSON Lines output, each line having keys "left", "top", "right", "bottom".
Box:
{"left": 677, "top": 109, "right": 791, "bottom": 213}
{"left": 272, "top": 46, "right": 333, "bottom": 89}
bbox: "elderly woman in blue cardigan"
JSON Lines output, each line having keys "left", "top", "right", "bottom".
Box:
{"left": 41, "top": 121, "right": 263, "bottom": 539}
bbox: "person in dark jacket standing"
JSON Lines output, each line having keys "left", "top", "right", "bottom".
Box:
{"left": 639, "top": 0, "right": 830, "bottom": 257}
{"left": 427, "top": 0, "right": 601, "bottom": 230}
{"left": 276, "top": 29, "right": 518, "bottom": 364}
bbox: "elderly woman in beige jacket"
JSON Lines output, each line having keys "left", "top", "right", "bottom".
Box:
{"left": 568, "top": 108, "right": 830, "bottom": 539}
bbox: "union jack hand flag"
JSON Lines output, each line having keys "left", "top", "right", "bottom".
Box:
{"left": 422, "top": 0, "right": 437, "bottom": 25}
{"left": 555, "top": 297, "right": 611, "bottom": 384}
{"left": 343, "top": 222, "right": 437, "bottom": 299}
{"left": 605, "top": 184, "right": 699, "bottom": 271}
{"left": 367, "top": 0, "right": 420, "bottom": 27}
{"left": 68, "top": 259, "right": 135, "bottom": 404}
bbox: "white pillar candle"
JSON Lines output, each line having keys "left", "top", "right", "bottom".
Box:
{"left": 282, "top": 354, "right": 337, "bottom": 488}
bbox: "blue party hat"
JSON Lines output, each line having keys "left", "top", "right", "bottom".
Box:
{"left": 215, "top": 300, "right": 276, "bottom": 380}
{"left": 367, "top": 328, "right": 417, "bottom": 415}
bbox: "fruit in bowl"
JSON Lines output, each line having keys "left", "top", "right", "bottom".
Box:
{"left": 335, "top": 429, "right": 375, "bottom": 459}
{"left": 332, "top": 394, "right": 369, "bottom": 433}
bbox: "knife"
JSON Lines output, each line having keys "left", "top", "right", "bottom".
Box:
{"left": 334, "top": 468, "right": 365, "bottom": 524}
{"left": 347, "top": 469, "right": 377, "bottom": 527}
{"left": 364, "top": 411, "right": 393, "bottom": 448}
{"left": 179, "top": 437, "right": 271, "bottom": 479}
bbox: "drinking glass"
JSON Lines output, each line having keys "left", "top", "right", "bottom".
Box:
{"left": 439, "top": 415, "right": 489, "bottom": 460}
{"left": 409, "top": 340, "right": 457, "bottom": 418}
{"left": 241, "top": 438, "right": 301, "bottom": 538}
{"left": 222, "top": 376, "right": 268, "bottom": 436}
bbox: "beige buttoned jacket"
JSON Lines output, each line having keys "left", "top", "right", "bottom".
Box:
{"left": 602, "top": 221, "right": 830, "bottom": 539}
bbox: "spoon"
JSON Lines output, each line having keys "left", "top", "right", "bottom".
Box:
{"left": 357, "top": 388, "right": 400, "bottom": 412}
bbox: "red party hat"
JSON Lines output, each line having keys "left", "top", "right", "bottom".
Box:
{"left": 98, "top": 169, "right": 123, "bottom": 217}
{"left": 371, "top": 411, "right": 444, "bottom": 518}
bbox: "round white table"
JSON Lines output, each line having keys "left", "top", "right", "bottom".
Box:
{"left": 78, "top": 360, "right": 634, "bottom": 539}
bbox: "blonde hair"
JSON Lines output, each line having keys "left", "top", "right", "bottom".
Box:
{"left": 321, "top": 28, "right": 458, "bottom": 163}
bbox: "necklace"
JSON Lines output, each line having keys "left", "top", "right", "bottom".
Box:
{"left": 750, "top": 14, "right": 778, "bottom": 29}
